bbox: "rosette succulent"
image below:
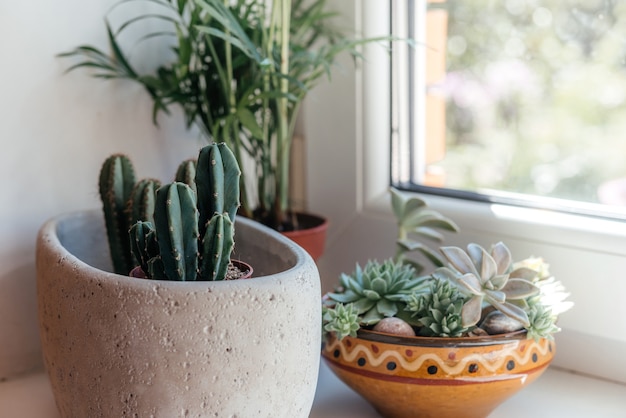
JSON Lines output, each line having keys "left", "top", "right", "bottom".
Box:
{"left": 322, "top": 303, "right": 360, "bottom": 340}
{"left": 435, "top": 242, "right": 540, "bottom": 328}
{"left": 405, "top": 277, "right": 471, "bottom": 337}
{"left": 325, "top": 260, "right": 427, "bottom": 325}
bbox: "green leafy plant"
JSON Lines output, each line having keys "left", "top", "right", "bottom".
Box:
{"left": 60, "top": 0, "right": 392, "bottom": 231}
{"left": 391, "top": 187, "right": 459, "bottom": 272}
{"left": 322, "top": 192, "right": 572, "bottom": 341}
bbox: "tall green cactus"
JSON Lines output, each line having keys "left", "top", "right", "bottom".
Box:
{"left": 154, "top": 183, "right": 200, "bottom": 281}
{"left": 196, "top": 143, "right": 241, "bottom": 231}
{"left": 127, "top": 178, "right": 161, "bottom": 227}
{"left": 99, "top": 154, "right": 136, "bottom": 275}
{"left": 175, "top": 159, "right": 197, "bottom": 195}
{"left": 129, "top": 143, "right": 241, "bottom": 281}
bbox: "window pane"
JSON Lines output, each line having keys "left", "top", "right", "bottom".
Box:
{"left": 395, "top": 0, "right": 626, "bottom": 211}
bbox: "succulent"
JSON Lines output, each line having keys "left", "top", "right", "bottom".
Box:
{"left": 435, "top": 242, "right": 540, "bottom": 328}
{"left": 525, "top": 302, "right": 561, "bottom": 341}
{"left": 326, "top": 260, "right": 428, "bottom": 325}
{"left": 406, "top": 277, "right": 471, "bottom": 337}
{"left": 98, "top": 154, "right": 136, "bottom": 275}
{"left": 322, "top": 193, "right": 572, "bottom": 342}
{"left": 322, "top": 303, "right": 360, "bottom": 340}
{"left": 390, "top": 187, "right": 459, "bottom": 273}
{"left": 129, "top": 143, "right": 240, "bottom": 281}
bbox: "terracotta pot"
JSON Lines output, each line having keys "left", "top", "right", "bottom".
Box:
{"left": 282, "top": 212, "right": 328, "bottom": 261}
{"left": 37, "top": 210, "right": 321, "bottom": 418}
{"left": 322, "top": 329, "right": 554, "bottom": 418}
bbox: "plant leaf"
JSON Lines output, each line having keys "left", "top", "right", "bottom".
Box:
{"left": 440, "top": 246, "right": 479, "bottom": 276}
{"left": 461, "top": 295, "right": 483, "bottom": 327}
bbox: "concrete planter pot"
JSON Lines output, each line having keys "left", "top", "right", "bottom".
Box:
{"left": 36, "top": 210, "right": 321, "bottom": 418}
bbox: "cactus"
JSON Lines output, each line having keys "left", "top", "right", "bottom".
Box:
{"left": 175, "top": 159, "right": 197, "bottom": 194}
{"left": 129, "top": 143, "right": 241, "bottom": 281}
{"left": 99, "top": 154, "right": 136, "bottom": 275}
{"left": 154, "top": 182, "right": 200, "bottom": 281}
{"left": 196, "top": 143, "right": 241, "bottom": 232}
{"left": 127, "top": 178, "right": 161, "bottom": 227}
{"left": 129, "top": 221, "right": 158, "bottom": 275}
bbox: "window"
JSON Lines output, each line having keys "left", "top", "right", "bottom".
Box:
{"left": 305, "top": 1, "right": 626, "bottom": 384}
{"left": 392, "top": 0, "right": 626, "bottom": 219}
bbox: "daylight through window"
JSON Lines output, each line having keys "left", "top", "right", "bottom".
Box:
{"left": 392, "top": 0, "right": 626, "bottom": 218}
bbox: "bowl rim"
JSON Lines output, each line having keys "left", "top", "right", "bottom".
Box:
{"left": 344, "top": 328, "right": 530, "bottom": 347}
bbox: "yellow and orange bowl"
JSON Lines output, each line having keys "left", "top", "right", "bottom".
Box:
{"left": 322, "top": 329, "right": 554, "bottom": 418}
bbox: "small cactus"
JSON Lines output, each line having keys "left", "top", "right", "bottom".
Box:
{"left": 127, "top": 178, "right": 161, "bottom": 227}
{"left": 175, "top": 159, "right": 197, "bottom": 194}
{"left": 129, "top": 143, "right": 241, "bottom": 281}
{"left": 99, "top": 154, "right": 136, "bottom": 275}
{"left": 154, "top": 182, "right": 200, "bottom": 281}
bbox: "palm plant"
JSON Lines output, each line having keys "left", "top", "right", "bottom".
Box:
{"left": 60, "top": 0, "right": 383, "bottom": 230}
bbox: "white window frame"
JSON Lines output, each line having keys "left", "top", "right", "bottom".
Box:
{"left": 303, "top": 0, "right": 626, "bottom": 384}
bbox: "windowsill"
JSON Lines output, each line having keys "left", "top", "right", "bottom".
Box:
{"left": 2, "top": 362, "right": 624, "bottom": 417}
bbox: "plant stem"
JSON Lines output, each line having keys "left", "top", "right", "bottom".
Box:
{"left": 275, "top": 0, "right": 291, "bottom": 225}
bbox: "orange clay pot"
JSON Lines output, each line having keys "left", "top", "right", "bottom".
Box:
{"left": 322, "top": 329, "right": 554, "bottom": 418}
{"left": 282, "top": 212, "right": 328, "bottom": 261}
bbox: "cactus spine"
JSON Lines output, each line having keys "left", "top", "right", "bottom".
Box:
{"left": 129, "top": 143, "right": 241, "bottom": 281}
{"left": 99, "top": 154, "right": 136, "bottom": 275}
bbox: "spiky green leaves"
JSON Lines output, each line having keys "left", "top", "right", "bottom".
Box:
{"left": 437, "top": 242, "right": 540, "bottom": 328}
{"left": 322, "top": 303, "right": 360, "bottom": 341}
{"left": 327, "top": 260, "right": 427, "bottom": 325}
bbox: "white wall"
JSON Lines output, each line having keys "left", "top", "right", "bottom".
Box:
{"left": 0, "top": 1, "right": 204, "bottom": 380}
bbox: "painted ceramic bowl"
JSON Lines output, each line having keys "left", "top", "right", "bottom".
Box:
{"left": 322, "top": 329, "right": 554, "bottom": 418}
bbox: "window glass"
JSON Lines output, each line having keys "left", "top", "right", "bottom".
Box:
{"left": 392, "top": 0, "right": 626, "bottom": 214}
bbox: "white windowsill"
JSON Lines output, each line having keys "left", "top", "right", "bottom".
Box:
{"left": 2, "top": 363, "right": 624, "bottom": 418}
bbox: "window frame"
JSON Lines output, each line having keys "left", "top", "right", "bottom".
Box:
{"left": 303, "top": 0, "right": 626, "bottom": 384}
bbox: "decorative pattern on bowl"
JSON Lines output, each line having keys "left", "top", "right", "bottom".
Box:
{"left": 322, "top": 329, "right": 554, "bottom": 418}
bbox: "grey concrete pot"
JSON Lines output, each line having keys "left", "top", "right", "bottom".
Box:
{"left": 36, "top": 210, "right": 321, "bottom": 418}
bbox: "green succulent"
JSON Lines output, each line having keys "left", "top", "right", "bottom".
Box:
{"left": 526, "top": 299, "right": 561, "bottom": 341}
{"left": 391, "top": 187, "right": 459, "bottom": 273}
{"left": 436, "top": 242, "right": 540, "bottom": 328}
{"left": 326, "top": 260, "right": 427, "bottom": 325}
{"left": 406, "top": 278, "right": 471, "bottom": 337}
{"left": 322, "top": 303, "right": 360, "bottom": 341}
